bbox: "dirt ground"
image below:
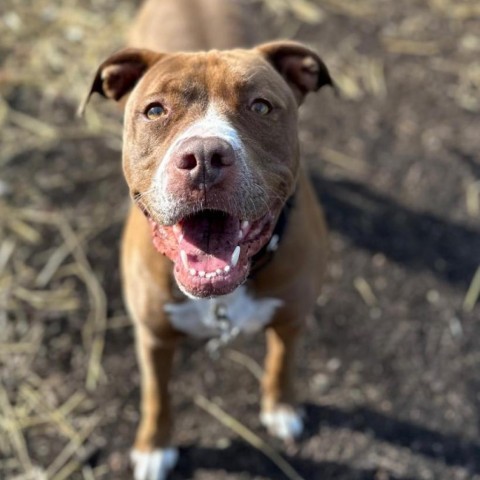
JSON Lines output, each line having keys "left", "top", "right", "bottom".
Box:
{"left": 1, "top": 0, "right": 480, "bottom": 479}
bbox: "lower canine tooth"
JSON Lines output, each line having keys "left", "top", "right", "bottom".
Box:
{"left": 224, "top": 265, "right": 230, "bottom": 273}
{"left": 180, "top": 250, "right": 188, "bottom": 268}
{"left": 231, "top": 246, "right": 241, "bottom": 267}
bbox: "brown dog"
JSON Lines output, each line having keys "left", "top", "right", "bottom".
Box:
{"left": 82, "top": 0, "right": 331, "bottom": 478}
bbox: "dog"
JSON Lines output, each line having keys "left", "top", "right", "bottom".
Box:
{"left": 81, "top": 0, "right": 332, "bottom": 478}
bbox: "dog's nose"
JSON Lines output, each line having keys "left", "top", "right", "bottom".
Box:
{"left": 174, "top": 136, "right": 235, "bottom": 189}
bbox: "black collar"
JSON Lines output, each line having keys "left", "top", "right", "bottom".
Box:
{"left": 248, "top": 193, "right": 296, "bottom": 279}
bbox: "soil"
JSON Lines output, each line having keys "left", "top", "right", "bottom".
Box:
{"left": 1, "top": 1, "right": 480, "bottom": 479}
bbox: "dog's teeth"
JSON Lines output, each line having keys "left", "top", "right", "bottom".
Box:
{"left": 199, "top": 270, "right": 206, "bottom": 277}
{"left": 189, "top": 268, "right": 196, "bottom": 276}
{"left": 242, "top": 220, "right": 249, "bottom": 230}
{"left": 267, "top": 234, "right": 279, "bottom": 252}
{"left": 180, "top": 250, "right": 188, "bottom": 268}
{"left": 173, "top": 224, "right": 181, "bottom": 234}
{"left": 238, "top": 230, "right": 243, "bottom": 239}
{"left": 179, "top": 234, "right": 184, "bottom": 243}
{"left": 216, "top": 269, "right": 222, "bottom": 275}
{"left": 224, "top": 265, "right": 230, "bottom": 273}
{"left": 206, "top": 272, "right": 216, "bottom": 279}
{"left": 231, "top": 246, "right": 241, "bottom": 267}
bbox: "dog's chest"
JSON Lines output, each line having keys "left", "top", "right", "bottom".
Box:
{"left": 164, "top": 286, "right": 283, "bottom": 339}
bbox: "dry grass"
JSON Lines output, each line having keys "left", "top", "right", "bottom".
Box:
{"left": 0, "top": 0, "right": 479, "bottom": 478}
{"left": 195, "top": 395, "right": 306, "bottom": 480}
{"left": 0, "top": 2, "right": 133, "bottom": 476}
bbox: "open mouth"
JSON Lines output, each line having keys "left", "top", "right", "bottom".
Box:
{"left": 148, "top": 209, "right": 275, "bottom": 297}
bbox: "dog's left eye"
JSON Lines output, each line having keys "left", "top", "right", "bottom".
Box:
{"left": 250, "top": 99, "right": 272, "bottom": 116}
{"left": 145, "top": 103, "right": 166, "bottom": 119}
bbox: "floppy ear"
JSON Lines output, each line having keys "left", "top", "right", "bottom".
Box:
{"left": 78, "top": 48, "right": 163, "bottom": 116}
{"left": 257, "top": 40, "right": 334, "bottom": 104}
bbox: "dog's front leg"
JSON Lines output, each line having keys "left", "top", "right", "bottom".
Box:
{"left": 131, "top": 324, "right": 179, "bottom": 480}
{"left": 260, "top": 322, "right": 304, "bottom": 441}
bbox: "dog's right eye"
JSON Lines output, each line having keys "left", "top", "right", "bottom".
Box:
{"left": 145, "top": 103, "right": 166, "bottom": 120}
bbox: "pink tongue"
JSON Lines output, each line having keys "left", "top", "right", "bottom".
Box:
{"left": 179, "top": 212, "right": 239, "bottom": 271}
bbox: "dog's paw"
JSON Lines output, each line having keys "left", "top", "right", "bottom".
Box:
{"left": 130, "top": 448, "right": 178, "bottom": 480}
{"left": 260, "top": 406, "right": 304, "bottom": 440}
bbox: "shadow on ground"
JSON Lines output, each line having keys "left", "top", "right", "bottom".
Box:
{"left": 303, "top": 404, "right": 480, "bottom": 474}
{"left": 165, "top": 401, "right": 480, "bottom": 479}
{"left": 170, "top": 440, "right": 414, "bottom": 480}
{"left": 312, "top": 175, "right": 480, "bottom": 288}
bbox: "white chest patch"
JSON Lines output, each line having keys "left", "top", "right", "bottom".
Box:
{"left": 164, "top": 286, "right": 283, "bottom": 340}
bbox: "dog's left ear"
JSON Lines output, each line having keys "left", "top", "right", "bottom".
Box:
{"left": 257, "top": 41, "right": 334, "bottom": 104}
{"left": 78, "top": 48, "right": 163, "bottom": 116}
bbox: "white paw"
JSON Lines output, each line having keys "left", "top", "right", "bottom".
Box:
{"left": 130, "top": 448, "right": 178, "bottom": 480}
{"left": 260, "top": 406, "right": 304, "bottom": 440}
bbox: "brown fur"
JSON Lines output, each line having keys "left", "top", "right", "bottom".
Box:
{"left": 84, "top": 0, "right": 330, "bottom": 461}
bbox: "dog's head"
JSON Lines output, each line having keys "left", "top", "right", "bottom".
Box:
{"left": 82, "top": 41, "right": 332, "bottom": 298}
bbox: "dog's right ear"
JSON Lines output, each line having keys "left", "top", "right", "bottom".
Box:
{"left": 78, "top": 48, "right": 163, "bottom": 116}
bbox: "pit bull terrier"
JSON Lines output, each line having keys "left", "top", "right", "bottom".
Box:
{"left": 81, "top": 0, "right": 332, "bottom": 478}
